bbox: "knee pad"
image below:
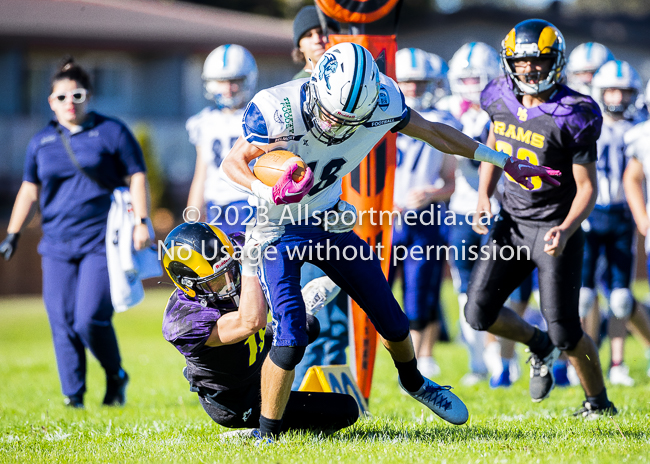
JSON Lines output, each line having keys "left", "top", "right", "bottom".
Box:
{"left": 609, "top": 288, "right": 633, "bottom": 319}
{"left": 305, "top": 314, "right": 321, "bottom": 344}
{"left": 269, "top": 345, "right": 306, "bottom": 371}
{"left": 578, "top": 288, "right": 596, "bottom": 318}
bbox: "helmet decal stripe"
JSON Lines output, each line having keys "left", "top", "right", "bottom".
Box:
{"left": 344, "top": 43, "right": 366, "bottom": 114}
{"left": 467, "top": 42, "right": 476, "bottom": 63}
{"left": 616, "top": 60, "right": 623, "bottom": 78}
{"left": 586, "top": 42, "right": 593, "bottom": 61}
{"left": 537, "top": 26, "right": 558, "bottom": 52}
{"left": 410, "top": 48, "right": 417, "bottom": 69}
{"left": 504, "top": 29, "right": 516, "bottom": 56}
{"left": 222, "top": 43, "right": 231, "bottom": 68}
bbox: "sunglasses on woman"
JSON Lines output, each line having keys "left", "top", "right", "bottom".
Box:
{"left": 52, "top": 89, "right": 87, "bottom": 104}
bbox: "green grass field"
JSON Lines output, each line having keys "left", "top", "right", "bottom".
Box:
{"left": 1, "top": 282, "right": 649, "bottom": 463}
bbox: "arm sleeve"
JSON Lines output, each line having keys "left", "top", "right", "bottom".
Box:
{"left": 242, "top": 102, "right": 270, "bottom": 145}
{"left": 163, "top": 302, "right": 221, "bottom": 356}
{"left": 23, "top": 138, "right": 40, "bottom": 184}
{"left": 116, "top": 125, "right": 147, "bottom": 176}
{"left": 390, "top": 87, "right": 411, "bottom": 133}
{"left": 572, "top": 142, "right": 598, "bottom": 165}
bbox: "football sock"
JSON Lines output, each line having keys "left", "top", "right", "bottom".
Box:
{"left": 395, "top": 358, "right": 424, "bottom": 392}
{"left": 586, "top": 388, "right": 610, "bottom": 409}
{"left": 259, "top": 415, "right": 283, "bottom": 438}
{"left": 526, "top": 328, "right": 552, "bottom": 356}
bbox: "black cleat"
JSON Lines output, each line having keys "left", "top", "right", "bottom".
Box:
{"left": 103, "top": 370, "right": 129, "bottom": 406}
{"left": 573, "top": 400, "right": 618, "bottom": 419}
{"left": 527, "top": 346, "right": 560, "bottom": 402}
{"left": 64, "top": 393, "right": 84, "bottom": 409}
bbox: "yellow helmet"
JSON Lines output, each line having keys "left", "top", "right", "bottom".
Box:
{"left": 162, "top": 222, "right": 240, "bottom": 305}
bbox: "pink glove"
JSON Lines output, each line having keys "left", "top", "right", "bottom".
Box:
{"left": 272, "top": 163, "right": 315, "bottom": 205}
{"left": 503, "top": 157, "right": 561, "bottom": 190}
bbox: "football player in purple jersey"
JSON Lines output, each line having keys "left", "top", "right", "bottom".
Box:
{"left": 161, "top": 222, "right": 359, "bottom": 437}
{"left": 465, "top": 19, "right": 616, "bottom": 418}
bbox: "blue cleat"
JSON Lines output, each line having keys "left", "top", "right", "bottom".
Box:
{"left": 399, "top": 377, "right": 468, "bottom": 425}
{"left": 489, "top": 368, "right": 512, "bottom": 388}
{"left": 251, "top": 429, "right": 275, "bottom": 446}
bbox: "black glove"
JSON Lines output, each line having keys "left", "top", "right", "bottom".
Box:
{"left": 0, "top": 233, "right": 20, "bottom": 261}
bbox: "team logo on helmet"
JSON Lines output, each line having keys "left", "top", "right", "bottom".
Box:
{"left": 318, "top": 53, "right": 339, "bottom": 90}
{"left": 378, "top": 86, "right": 390, "bottom": 111}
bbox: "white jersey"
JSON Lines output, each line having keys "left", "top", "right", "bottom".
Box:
{"left": 438, "top": 95, "right": 499, "bottom": 215}
{"left": 624, "top": 119, "right": 650, "bottom": 209}
{"left": 186, "top": 106, "right": 250, "bottom": 205}
{"left": 234, "top": 75, "right": 409, "bottom": 224}
{"left": 394, "top": 108, "right": 461, "bottom": 209}
{"left": 596, "top": 118, "right": 637, "bottom": 207}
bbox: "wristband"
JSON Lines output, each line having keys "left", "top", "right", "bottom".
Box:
{"left": 473, "top": 144, "right": 508, "bottom": 169}
{"left": 241, "top": 257, "right": 258, "bottom": 277}
{"left": 251, "top": 180, "right": 275, "bottom": 204}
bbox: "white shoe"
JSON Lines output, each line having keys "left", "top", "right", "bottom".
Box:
{"left": 460, "top": 372, "right": 487, "bottom": 386}
{"left": 399, "top": 377, "right": 468, "bottom": 425}
{"left": 609, "top": 364, "right": 635, "bottom": 387}
{"left": 567, "top": 364, "right": 580, "bottom": 386}
{"left": 418, "top": 356, "right": 441, "bottom": 379}
{"left": 219, "top": 428, "right": 257, "bottom": 440}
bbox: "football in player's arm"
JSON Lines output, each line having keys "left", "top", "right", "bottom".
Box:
{"left": 219, "top": 42, "right": 559, "bottom": 440}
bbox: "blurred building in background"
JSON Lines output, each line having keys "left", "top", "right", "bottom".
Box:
{"left": 2, "top": 0, "right": 650, "bottom": 294}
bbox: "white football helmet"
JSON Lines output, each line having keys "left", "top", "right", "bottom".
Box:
{"left": 202, "top": 44, "right": 258, "bottom": 109}
{"left": 566, "top": 42, "right": 614, "bottom": 91}
{"left": 395, "top": 48, "right": 449, "bottom": 110}
{"left": 591, "top": 60, "right": 642, "bottom": 118}
{"left": 306, "top": 42, "right": 380, "bottom": 146}
{"left": 448, "top": 42, "right": 500, "bottom": 104}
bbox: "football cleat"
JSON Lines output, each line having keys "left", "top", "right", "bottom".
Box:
{"left": 489, "top": 366, "right": 512, "bottom": 388}
{"left": 399, "top": 377, "right": 468, "bottom": 425}
{"left": 64, "top": 393, "right": 84, "bottom": 409}
{"left": 219, "top": 428, "right": 257, "bottom": 440}
{"left": 460, "top": 372, "right": 487, "bottom": 387}
{"left": 526, "top": 346, "right": 561, "bottom": 402}
{"left": 103, "top": 369, "right": 129, "bottom": 406}
{"left": 251, "top": 429, "right": 275, "bottom": 445}
{"left": 573, "top": 400, "right": 618, "bottom": 419}
{"left": 609, "top": 364, "right": 635, "bottom": 387}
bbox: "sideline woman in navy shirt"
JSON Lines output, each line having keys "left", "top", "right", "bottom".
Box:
{"left": 0, "top": 58, "right": 151, "bottom": 408}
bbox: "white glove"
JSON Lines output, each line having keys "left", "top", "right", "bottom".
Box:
{"left": 301, "top": 276, "right": 341, "bottom": 315}
{"left": 321, "top": 200, "right": 357, "bottom": 233}
{"left": 241, "top": 220, "right": 285, "bottom": 276}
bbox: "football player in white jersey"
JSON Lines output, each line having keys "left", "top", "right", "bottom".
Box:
{"left": 579, "top": 60, "right": 643, "bottom": 386}
{"left": 186, "top": 44, "right": 257, "bottom": 234}
{"left": 221, "top": 42, "right": 559, "bottom": 439}
{"left": 618, "top": 73, "right": 650, "bottom": 382}
{"left": 566, "top": 42, "right": 615, "bottom": 95}
{"left": 391, "top": 48, "right": 459, "bottom": 379}
{"left": 437, "top": 42, "right": 507, "bottom": 386}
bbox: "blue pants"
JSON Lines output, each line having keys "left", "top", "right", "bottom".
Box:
{"left": 292, "top": 263, "right": 348, "bottom": 390}
{"left": 388, "top": 219, "right": 445, "bottom": 330}
{"left": 582, "top": 206, "right": 634, "bottom": 290}
{"left": 206, "top": 200, "right": 250, "bottom": 235}
{"left": 42, "top": 253, "right": 121, "bottom": 397}
{"left": 259, "top": 226, "right": 409, "bottom": 347}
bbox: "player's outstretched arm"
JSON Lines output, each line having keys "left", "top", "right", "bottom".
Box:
{"left": 399, "top": 110, "right": 561, "bottom": 189}
{"left": 623, "top": 158, "right": 650, "bottom": 236}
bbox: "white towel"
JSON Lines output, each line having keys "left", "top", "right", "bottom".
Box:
{"left": 106, "top": 187, "right": 161, "bottom": 312}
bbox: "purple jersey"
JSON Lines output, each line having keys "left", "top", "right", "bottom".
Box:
{"left": 162, "top": 290, "right": 267, "bottom": 392}
{"left": 481, "top": 76, "right": 602, "bottom": 222}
